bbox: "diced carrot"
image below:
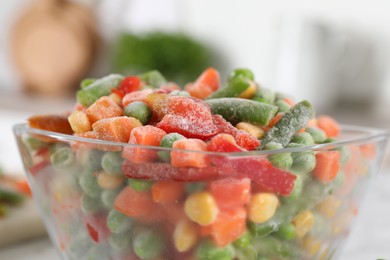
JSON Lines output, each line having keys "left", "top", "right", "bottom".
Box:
{"left": 16, "top": 179, "right": 32, "bottom": 196}
{"left": 206, "top": 207, "right": 247, "bottom": 247}
{"left": 209, "top": 178, "right": 251, "bottom": 209}
{"left": 122, "top": 125, "right": 166, "bottom": 164}
{"left": 114, "top": 186, "right": 155, "bottom": 218}
{"left": 92, "top": 116, "right": 142, "bottom": 143}
{"left": 359, "top": 143, "right": 377, "bottom": 159}
{"left": 313, "top": 151, "right": 341, "bottom": 183}
{"left": 282, "top": 97, "right": 295, "bottom": 106}
{"left": 317, "top": 115, "right": 340, "bottom": 138}
{"left": 267, "top": 112, "right": 284, "bottom": 128}
{"left": 200, "top": 225, "right": 213, "bottom": 237}
{"left": 28, "top": 114, "right": 73, "bottom": 135}
{"left": 122, "top": 89, "right": 154, "bottom": 107}
{"left": 308, "top": 118, "right": 318, "bottom": 127}
{"left": 185, "top": 67, "right": 220, "bottom": 99}
{"left": 86, "top": 96, "right": 123, "bottom": 124}
{"left": 171, "top": 139, "right": 209, "bottom": 168}
{"left": 151, "top": 181, "right": 185, "bottom": 204}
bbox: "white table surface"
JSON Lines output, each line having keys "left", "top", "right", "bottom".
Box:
{"left": 1, "top": 171, "right": 389, "bottom": 260}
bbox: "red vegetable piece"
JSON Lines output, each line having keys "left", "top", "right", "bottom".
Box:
{"left": 209, "top": 178, "right": 251, "bottom": 209}
{"left": 112, "top": 76, "right": 141, "bottom": 98}
{"left": 114, "top": 186, "right": 155, "bottom": 218}
{"left": 207, "top": 134, "right": 244, "bottom": 153}
{"left": 171, "top": 138, "right": 209, "bottom": 168}
{"left": 185, "top": 67, "right": 220, "bottom": 99}
{"left": 86, "top": 96, "right": 123, "bottom": 124}
{"left": 313, "top": 151, "right": 341, "bottom": 183}
{"left": 122, "top": 89, "right": 154, "bottom": 107}
{"left": 84, "top": 213, "right": 110, "bottom": 243}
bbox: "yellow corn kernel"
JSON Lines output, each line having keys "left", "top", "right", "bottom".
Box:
{"left": 236, "top": 122, "right": 265, "bottom": 139}
{"left": 173, "top": 220, "right": 198, "bottom": 252}
{"left": 238, "top": 81, "right": 257, "bottom": 99}
{"left": 302, "top": 236, "right": 321, "bottom": 256}
{"left": 184, "top": 191, "right": 219, "bottom": 226}
{"left": 247, "top": 193, "right": 279, "bottom": 224}
{"left": 108, "top": 92, "right": 122, "bottom": 106}
{"left": 293, "top": 210, "right": 314, "bottom": 238}
{"left": 68, "top": 111, "right": 92, "bottom": 134}
{"left": 97, "top": 172, "right": 123, "bottom": 189}
{"left": 317, "top": 196, "right": 341, "bottom": 218}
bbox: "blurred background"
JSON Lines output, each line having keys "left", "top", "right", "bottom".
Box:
{"left": 0, "top": 0, "right": 389, "bottom": 259}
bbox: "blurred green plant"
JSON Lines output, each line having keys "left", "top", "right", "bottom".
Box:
{"left": 111, "top": 32, "right": 212, "bottom": 84}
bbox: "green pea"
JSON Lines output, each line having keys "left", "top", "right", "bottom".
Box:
{"left": 269, "top": 153, "right": 293, "bottom": 170}
{"left": 109, "top": 232, "right": 132, "bottom": 251}
{"left": 196, "top": 239, "right": 235, "bottom": 260}
{"left": 228, "top": 68, "right": 255, "bottom": 81}
{"left": 335, "top": 146, "right": 351, "bottom": 164}
{"left": 235, "top": 245, "right": 257, "bottom": 260}
{"left": 264, "top": 142, "right": 283, "bottom": 150}
{"left": 78, "top": 149, "right": 104, "bottom": 172}
{"left": 133, "top": 229, "right": 164, "bottom": 260}
{"left": 282, "top": 175, "right": 304, "bottom": 203}
{"left": 252, "top": 87, "right": 275, "bottom": 105}
{"left": 23, "top": 136, "right": 47, "bottom": 151}
{"left": 233, "top": 232, "right": 251, "bottom": 248}
{"left": 128, "top": 179, "right": 153, "bottom": 191}
{"left": 323, "top": 137, "right": 336, "bottom": 143}
{"left": 291, "top": 151, "right": 316, "bottom": 173}
{"left": 275, "top": 223, "right": 296, "bottom": 240}
{"left": 157, "top": 133, "right": 185, "bottom": 162}
{"left": 80, "top": 78, "right": 96, "bottom": 89}
{"left": 139, "top": 70, "right": 167, "bottom": 88}
{"left": 305, "top": 127, "right": 326, "bottom": 143}
{"left": 101, "top": 152, "right": 123, "bottom": 176}
{"left": 101, "top": 188, "right": 121, "bottom": 209}
{"left": 333, "top": 170, "right": 345, "bottom": 189}
{"left": 124, "top": 101, "right": 152, "bottom": 125}
{"left": 107, "top": 209, "right": 134, "bottom": 234}
{"left": 79, "top": 171, "right": 102, "bottom": 198}
{"left": 291, "top": 132, "right": 315, "bottom": 146}
{"left": 252, "top": 236, "right": 301, "bottom": 259}
{"left": 50, "top": 147, "right": 75, "bottom": 170}
{"left": 81, "top": 193, "right": 103, "bottom": 213}
{"left": 169, "top": 90, "right": 190, "bottom": 97}
{"left": 275, "top": 99, "right": 291, "bottom": 113}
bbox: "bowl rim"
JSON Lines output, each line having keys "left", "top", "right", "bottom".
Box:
{"left": 13, "top": 123, "right": 389, "bottom": 156}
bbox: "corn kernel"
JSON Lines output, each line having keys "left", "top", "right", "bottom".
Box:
{"left": 303, "top": 236, "right": 321, "bottom": 256}
{"left": 293, "top": 210, "right": 314, "bottom": 238}
{"left": 238, "top": 82, "right": 256, "bottom": 99}
{"left": 108, "top": 92, "right": 122, "bottom": 105}
{"left": 97, "top": 172, "right": 123, "bottom": 189}
{"left": 68, "top": 111, "right": 92, "bottom": 134}
{"left": 317, "top": 196, "right": 341, "bottom": 218}
{"left": 247, "top": 193, "right": 279, "bottom": 224}
{"left": 236, "top": 122, "right": 265, "bottom": 139}
{"left": 184, "top": 191, "right": 219, "bottom": 226}
{"left": 173, "top": 220, "right": 198, "bottom": 252}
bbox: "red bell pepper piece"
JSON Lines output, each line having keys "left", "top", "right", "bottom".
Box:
{"left": 112, "top": 76, "right": 141, "bottom": 98}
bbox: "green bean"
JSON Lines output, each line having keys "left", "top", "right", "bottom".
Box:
{"left": 139, "top": 70, "right": 167, "bottom": 88}
{"left": 50, "top": 147, "right": 75, "bottom": 170}
{"left": 206, "top": 75, "right": 252, "bottom": 99}
{"left": 128, "top": 179, "right": 153, "bottom": 191}
{"left": 252, "top": 87, "right": 276, "bottom": 105}
{"left": 205, "top": 98, "right": 278, "bottom": 126}
{"left": 157, "top": 133, "right": 185, "bottom": 162}
{"left": 133, "top": 228, "right": 165, "bottom": 260}
{"left": 80, "top": 193, "right": 103, "bottom": 213}
{"left": 77, "top": 74, "right": 124, "bottom": 107}
{"left": 196, "top": 239, "right": 235, "bottom": 260}
{"left": 305, "top": 127, "right": 326, "bottom": 143}
{"left": 109, "top": 232, "right": 132, "bottom": 251}
{"left": 275, "top": 99, "right": 291, "bottom": 113}
{"left": 80, "top": 78, "right": 96, "bottom": 89}
{"left": 251, "top": 236, "right": 301, "bottom": 259}
{"left": 228, "top": 68, "right": 255, "bottom": 81}
{"left": 101, "top": 188, "right": 121, "bottom": 209}
{"left": 291, "top": 132, "right": 315, "bottom": 146}
{"left": 124, "top": 101, "right": 152, "bottom": 125}
{"left": 107, "top": 209, "right": 134, "bottom": 234}
{"left": 233, "top": 231, "right": 251, "bottom": 248}
{"left": 274, "top": 223, "right": 296, "bottom": 240}
{"left": 0, "top": 186, "right": 25, "bottom": 205}
{"left": 101, "top": 152, "right": 123, "bottom": 176}
{"left": 79, "top": 171, "right": 102, "bottom": 198}
{"left": 260, "top": 100, "right": 315, "bottom": 148}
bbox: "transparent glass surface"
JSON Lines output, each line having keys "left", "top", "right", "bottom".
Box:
{"left": 13, "top": 123, "right": 388, "bottom": 260}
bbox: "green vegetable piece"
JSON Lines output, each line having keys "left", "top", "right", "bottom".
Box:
{"left": 50, "top": 147, "right": 75, "bottom": 170}
{"left": 251, "top": 236, "right": 301, "bottom": 259}
{"left": 335, "top": 146, "right": 351, "bottom": 164}
{"left": 0, "top": 186, "right": 25, "bottom": 205}
{"left": 124, "top": 101, "right": 152, "bottom": 125}
{"left": 80, "top": 78, "right": 96, "bottom": 89}
{"left": 79, "top": 149, "right": 104, "bottom": 172}
{"left": 23, "top": 136, "right": 47, "bottom": 151}
{"left": 128, "top": 179, "right": 153, "bottom": 191}
{"left": 274, "top": 223, "right": 296, "bottom": 240}
{"left": 76, "top": 74, "right": 124, "bottom": 107}
{"left": 233, "top": 232, "right": 251, "bottom": 248}
{"left": 282, "top": 175, "right": 304, "bottom": 203}
{"left": 169, "top": 90, "right": 191, "bottom": 97}
{"left": 206, "top": 75, "right": 251, "bottom": 99}
{"left": 305, "top": 127, "right": 326, "bottom": 143}
{"left": 79, "top": 171, "right": 102, "bottom": 198}
{"left": 139, "top": 70, "right": 167, "bottom": 88}
{"left": 109, "top": 232, "right": 132, "bottom": 252}
{"left": 275, "top": 99, "right": 291, "bottom": 113}
{"left": 291, "top": 151, "right": 316, "bottom": 173}
{"left": 196, "top": 239, "right": 235, "bottom": 260}
{"left": 235, "top": 245, "right": 257, "bottom": 260}
{"left": 228, "top": 68, "right": 255, "bottom": 81}
{"left": 133, "top": 229, "right": 164, "bottom": 260}
{"left": 101, "top": 188, "right": 121, "bottom": 209}
{"left": 0, "top": 204, "right": 8, "bottom": 217}
{"left": 81, "top": 194, "right": 102, "bottom": 213}
{"left": 291, "top": 132, "right": 315, "bottom": 146}
{"left": 157, "top": 133, "right": 185, "bottom": 162}
{"left": 205, "top": 98, "right": 278, "bottom": 126}
{"left": 86, "top": 245, "right": 109, "bottom": 260}
{"left": 252, "top": 87, "right": 276, "bottom": 105}
{"left": 264, "top": 142, "right": 283, "bottom": 150}
{"left": 260, "top": 100, "right": 315, "bottom": 148}
{"left": 101, "top": 152, "right": 123, "bottom": 176}
{"left": 269, "top": 153, "right": 293, "bottom": 170}
{"left": 107, "top": 209, "right": 134, "bottom": 234}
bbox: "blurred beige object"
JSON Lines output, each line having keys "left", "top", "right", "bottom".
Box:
{"left": 11, "top": 0, "right": 100, "bottom": 96}
{"left": 0, "top": 199, "right": 46, "bottom": 247}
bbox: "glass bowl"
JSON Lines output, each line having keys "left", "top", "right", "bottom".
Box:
{"left": 13, "top": 123, "right": 388, "bottom": 260}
